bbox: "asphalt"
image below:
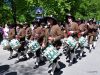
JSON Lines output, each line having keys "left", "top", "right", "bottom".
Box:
{"left": 0, "top": 34, "right": 100, "bottom": 75}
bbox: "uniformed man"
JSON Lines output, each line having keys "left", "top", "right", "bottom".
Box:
{"left": 87, "top": 19, "right": 97, "bottom": 52}
{"left": 65, "top": 14, "right": 79, "bottom": 66}
{"left": 16, "top": 23, "right": 27, "bottom": 63}
{"left": 78, "top": 20, "right": 88, "bottom": 59}
{"left": 25, "top": 23, "right": 32, "bottom": 41}
{"left": 92, "top": 20, "right": 98, "bottom": 49}
{"left": 8, "top": 24, "right": 16, "bottom": 60}
{"left": 42, "top": 17, "right": 63, "bottom": 75}
{"left": 30, "top": 20, "right": 45, "bottom": 69}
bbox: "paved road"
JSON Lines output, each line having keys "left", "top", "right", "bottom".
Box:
{"left": 0, "top": 35, "right": 100, "bottom": 75}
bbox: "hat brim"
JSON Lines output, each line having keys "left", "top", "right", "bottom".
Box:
{"left": 65, "top": 15, "right": 75, "bottom": 22}
{"left": 42, "top": 17, "right": 58, "bottom": 25}
{"left": 39, "top": 19, "right": 46, "bottom": 25}
{"left": 8, "top": 24, "right": 15, "bottom": 28}
{"left": 32, "top": 21, "right": 39, "bottom": 25}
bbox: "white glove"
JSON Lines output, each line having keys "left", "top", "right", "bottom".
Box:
{"left": 69, "top": 31, "right": 74, "bottom": 33}
{"left": 81, "top": 32, "right": 85, "bottom": 35}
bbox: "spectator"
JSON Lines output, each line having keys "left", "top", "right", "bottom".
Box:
{"left": 0, "top": 25, "right": 4, "bottom": 43}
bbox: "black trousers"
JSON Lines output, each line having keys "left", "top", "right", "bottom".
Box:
{"left": 0, "top": 33, "right": 3, "bottom": 43}
{"left": 18, "top": 41, "right": 26, "bottom": 53}
{"left": 36, "top": 48, "right": 41, "bottom": 57}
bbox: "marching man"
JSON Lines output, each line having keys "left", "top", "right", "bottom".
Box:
{"left": 30, "top": 21, "right": 45, "bottom": 69}
{"left": 42, "top": 16, "right": 63, "bottom": 75}
{"left": 65, "top": 14, "right": 79, "bottom": 66}
{"left": 8, "top": 24, "right": 16, "bottom": 60}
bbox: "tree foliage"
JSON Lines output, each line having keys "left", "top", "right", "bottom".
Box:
{"left": 0, "top": 0, "right": 100, "bottom": 24}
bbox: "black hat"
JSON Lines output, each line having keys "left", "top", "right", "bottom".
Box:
{"left": 39, "top": 19, "right": 46, "bottom": 26}
{"left": 88, "top": 19, "right": 93, "bottom": 22}
{"left": 65, "top": 13, "right": 75, "bottom": 23}
{"left": 23, "top": 22, "right": 30, "bottom": 27}
{"left": 32, "top": 20, "right": 40, "bottom": 26}
{"left": 42, "top": 16, "right": 58, "bottom": 25}
{"left": 76, "top": 18, "right": 81, "bottom": 22}
{"left": 87, "top": 19, "right": 94, "bottom": 24}
{"left": 8, "top": 24, "right": 15, "bottom": 28}
{"left": 17, "top": 24, "right": 23, "bottom": 28}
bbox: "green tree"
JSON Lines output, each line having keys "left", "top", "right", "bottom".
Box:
{"left": 0, "top": 0, "right": 100, "bottom": 25}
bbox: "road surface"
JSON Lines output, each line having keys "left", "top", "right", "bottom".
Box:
{"left": 0, "top": 35, "right": 100, "bottom": 75}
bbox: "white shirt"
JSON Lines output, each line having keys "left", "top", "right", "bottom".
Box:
{"left": 3, "top": 27, "right": 9, "bottom": 38}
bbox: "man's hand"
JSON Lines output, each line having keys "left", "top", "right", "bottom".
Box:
{"left": 41, "top": 43, "right": 46, "bottom": 49}
{"left": 34, "top": 33, "right": 39, "bottom": 39}
{"left": 48, "top": 36, "right": 55, "bottom": 43}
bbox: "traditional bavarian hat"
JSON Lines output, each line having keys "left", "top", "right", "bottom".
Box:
{"left": 8, "top": 24, "right": 15, "bottom": 28}
{"left": 31, "top": 20, "right": 40, "bottom": 27}
{"left": 39, "top": 18, "right": 46, "bottom": 26}
{"left": 65, "top": 13, "right": 75, "bottom": 23}
{"left": 88, "top": 19, "right": 93, "bottom": 23}
{"left": 42, "top": 16, "right": 58, "bottom": 25}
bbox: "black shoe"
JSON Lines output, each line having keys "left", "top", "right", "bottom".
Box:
{"left": 8, "top": 57, "right": 12, "bottom": 60}
{"left": 15, "top": 59, "right": 19, "bottom": 64}
{"left": 93, "top": 46, "right": 95, "bottom": 49}
{"left": 59, "top": 53, "right": 62, "bottom": 56}
{"left": 39, "top": 60, "right": 44, "bottom": 65}
{"left": 33, "top": 65, "right": 39, "bottom": 69}
{"left": 55, "top": 68, "right": 60, "bottom": 72}
{"left": 68, "top": 62, "right": 72, "bottom": 66}
{"left": 79, "top": 56, "right": 82, "bottom": 60}
{"left": 89, "top": 49, "right": 91, "bottom": 53}
{"left": 23, "top": 56, "right": 28, "bottom": 60}
{"left": 50, "top": 72, "right": 54, "bottom": 75}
